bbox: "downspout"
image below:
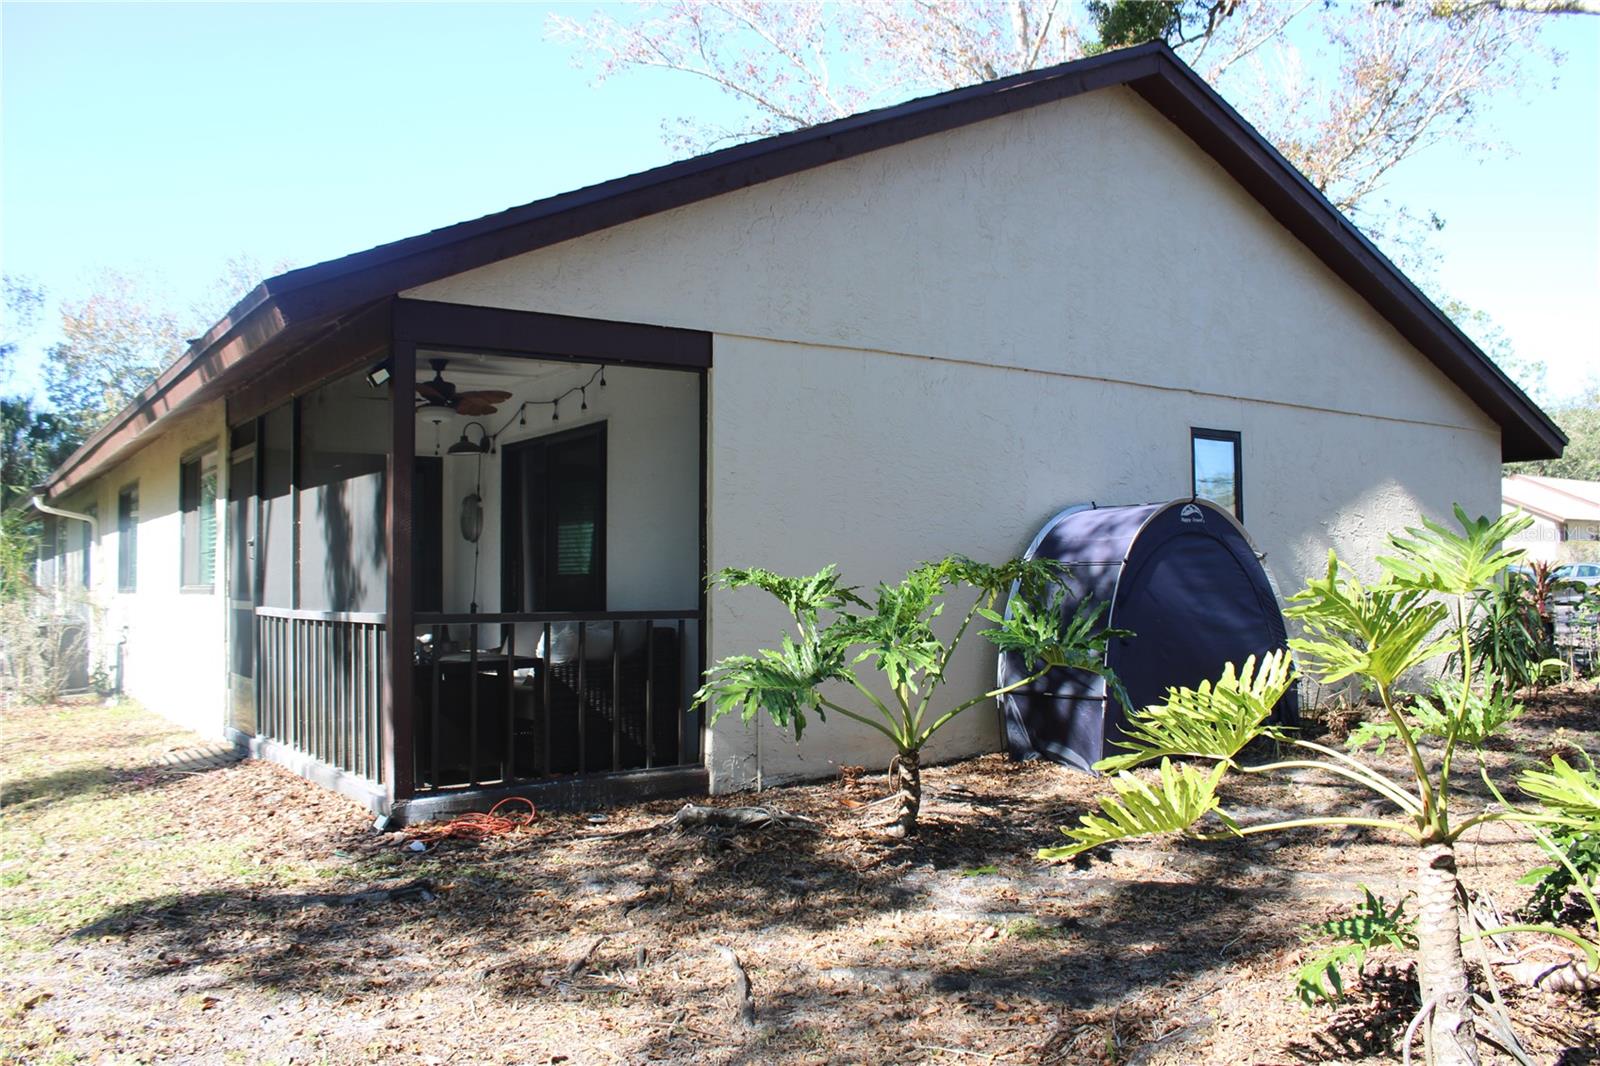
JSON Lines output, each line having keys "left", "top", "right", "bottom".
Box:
{"left": 31, "top": 495, "right": 98, "bottom": 541}
{"left": 31, "top": 495, "right": 99, "bottom": 605}
{"left": 30, "top": 494, "right": 106, "bottom": 694}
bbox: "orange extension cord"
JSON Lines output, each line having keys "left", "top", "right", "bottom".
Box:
{"left": 406, "top": 796, "right": 539, "bottom": 844}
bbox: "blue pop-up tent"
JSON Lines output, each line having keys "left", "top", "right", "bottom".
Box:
{"left": 998, "top": 498, "right": 1297, "bottom": 772}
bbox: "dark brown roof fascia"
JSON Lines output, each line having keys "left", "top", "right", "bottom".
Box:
{"left": 1127, "top": 60, "right": 1565, "bottom": 462}
{"left": 42, "top": 298, "right": 303, "bottom": 498}
{"left": 391, "top": 299, "right": 712, "bottom": 370}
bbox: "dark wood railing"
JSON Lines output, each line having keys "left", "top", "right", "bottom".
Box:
{"left": 256, "top": 607, "right": 386, "bottom": 785}
{"left": 410, "top": 610, "right": 702, "bottom": 793}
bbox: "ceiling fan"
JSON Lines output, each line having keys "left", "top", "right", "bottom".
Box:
{"left": 414, "top": 358, "right": 513, "bottom": 416}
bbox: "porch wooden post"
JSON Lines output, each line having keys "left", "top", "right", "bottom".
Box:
{"left": 383, "top": 339, "right": 417, "bottom": 804}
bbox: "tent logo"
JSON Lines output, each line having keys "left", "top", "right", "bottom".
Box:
{"left": 1180, "top": 503, "right": 1206, "bottom": 524}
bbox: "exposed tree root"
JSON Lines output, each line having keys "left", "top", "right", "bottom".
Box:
{"left": 1501, "top": 957, "right": 1599, "bottom": 995}
{"left": 713, "top": 945, "right": 755, "bottom": 1028}
{"left": 585, "top": 803, "right": 821, "bottom": 840}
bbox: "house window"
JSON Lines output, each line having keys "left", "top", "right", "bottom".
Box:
{"left": 1191, "top": 428, "right": 1243, "bottom": 521}
{"left": 181, "top": 449, "right": 219, "bottom": 590}
{"left": 117, "top": 485, "right": 139, "bottom": 592}
{"left": 502, "top": 424, "right": 607, "bottom": 612}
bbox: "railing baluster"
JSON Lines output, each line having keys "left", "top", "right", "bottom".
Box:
{"left": 430, "top": 627, "right": 441, "bottom": 792}
{"left": 644, "top": 619, "right": 655, "bottom": 769}
{"left": 504, "top": 624, "right": 516, "bottom": 784}
{"left": 339, "top": 623, "right": 349, "bottom": 772}
{"left": 577, "top": 622, "right": 587, "bottom": 774}
{"left": 374, "top": 630, "right": 385, "bottom": 786}
{"left": 468, "top": 622, "right": 479, "bottom": 788}
{"left": 612, "top": 622, "right": 622, "bottom": 773}
{"left": 677, "top": 618, "right": 686, "bottom": 767}
{"left": 323, "top": 621, "right": 331, "bottom": 766}
{"left": 541, "top": 622, "right": 551, "bottom": 778}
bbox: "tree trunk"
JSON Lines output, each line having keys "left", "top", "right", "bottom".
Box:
{"left": 888, "top": 749, "right": 921, "bottom": 838}
{"left": 1415, "top": 843, "right": 1479, "bottom": 1066}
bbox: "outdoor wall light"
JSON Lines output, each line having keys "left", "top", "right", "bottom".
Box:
{"left": 447, "top": 421, "right": 491, "bottom": 455}
{"left": 365, "top": 361, "right": 392, "bottom": 388}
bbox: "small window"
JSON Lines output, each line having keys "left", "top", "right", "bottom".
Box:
{"left": 181, "top": 450, "right": 219, "bottom": 590}
{"left": 1191, "top": 428, "right": 1242, "bottom": 521}
{"left": 117, "top": 485, "right": 139, "bottom": 592}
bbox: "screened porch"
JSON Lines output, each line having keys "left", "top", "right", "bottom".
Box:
{"left": 226, "top": 299, "right": 710, "bottom": 820}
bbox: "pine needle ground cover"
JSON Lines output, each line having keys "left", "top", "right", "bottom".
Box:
{"left": 2, "top": 693, "right": 1596, "bottom": 1065}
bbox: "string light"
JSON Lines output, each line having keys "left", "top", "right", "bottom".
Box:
{"left": 486, "top": 365, "right": 605, "bottom": 441}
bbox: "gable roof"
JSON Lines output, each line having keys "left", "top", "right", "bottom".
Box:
{"left": 42, "top": 40, "right": 1564, "bottom": 498}
{"left": 1503, "top": 474, "right": 1600, "bottom": 523}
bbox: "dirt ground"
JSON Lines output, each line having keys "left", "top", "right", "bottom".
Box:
{"left": 1, "top": 690, "right": 1597, "bottom": 1066}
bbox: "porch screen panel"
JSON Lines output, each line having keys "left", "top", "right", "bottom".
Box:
{"left": 259, "top": 405, "right": 294, "bottom": 608}
{"left": 296, "top": 370, "right": 389, "bottom": 613}
{"left": 227, "top": 449, "right": 256, "bottom": 678}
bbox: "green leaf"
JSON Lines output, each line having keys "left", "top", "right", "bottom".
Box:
{"left": 1286, "top": 552, "right": 1452, "bottom": 688}
{"left": 1375, "top": 505, "right": 1531, "bottom": 597}
{"left": 1294, "top": 886, "right": 1416, "bottom": 1005}
{"left": 980, "top": 593, "right": 1133, "bottom": 711}
{"left": 1096, "top": 651, "right": 1295, "bottom": 773}
{"left": 693, "top": 631, "right": 850, "bottom": 741}
{"left": 1296, "top": 941, "right": 1365, "bottom": 1005}
{"left": 1519, "top": 754, "right": 1600, "bottom": 831}
{"left": 709, "top": 564, "right": 869, "bottom": 624}
{"left": 1039, "top": 758, "right": 1230, "bottom": 860}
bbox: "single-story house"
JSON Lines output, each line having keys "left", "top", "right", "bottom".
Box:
{"left": 1503, "top": 474, "right": 1600, "bottom": 563}
{"left": 32, "top": 42, "right": 1562, "bottom": 823}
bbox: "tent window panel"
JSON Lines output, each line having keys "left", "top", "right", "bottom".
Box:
{"left": 117, "top": 484, "right": 139, "bottom": 592}
{"left": 1191, "top": 428, "right": 1242, "bottom": 522}
{"left": 181, "top": 449, "right": 219, "bottom": 590}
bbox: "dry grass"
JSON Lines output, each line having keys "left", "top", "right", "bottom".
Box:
{"left": 1, "top": 689, "right": 1597, "bottom": 1065}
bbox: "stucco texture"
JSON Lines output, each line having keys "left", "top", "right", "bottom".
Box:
{"left": 405, "top": 86, "right": 1500, "bottom": 791}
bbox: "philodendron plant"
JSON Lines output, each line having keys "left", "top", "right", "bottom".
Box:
{"left": 694, "top": 555, "right": 1127, "bottom": 837}
{"left": 1041, "top": 507, "right": 1589, "bottom": 1066}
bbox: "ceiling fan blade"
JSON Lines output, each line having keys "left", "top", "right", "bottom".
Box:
{"left": 454, "top": 396, "right": 500, "bottom": 416}
{"left": 456, "top": 389, "right": 513, "bottom": 405}
{"left": 416, "top": 382, "right": 451, "bottom": 405}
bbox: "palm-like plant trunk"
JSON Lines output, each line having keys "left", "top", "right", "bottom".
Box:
{"left": 1416, "top": 843, "right": 1479, "bottom": 1066}
{"left": 889, "top": 749, "right": 922, "bottom": 837}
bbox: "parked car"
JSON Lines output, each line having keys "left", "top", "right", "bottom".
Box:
{"left": 1552, "top": 562, "right": 1600, "bottom": 605}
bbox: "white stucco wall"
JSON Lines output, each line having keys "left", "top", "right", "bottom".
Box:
{"left": 56, "top": 402, "right": 229, "bottom": 740}
{"left": 405, "top": 86, "right": 1501, "bottom": 792}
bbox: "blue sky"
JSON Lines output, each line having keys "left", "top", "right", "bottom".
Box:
{"left": 3, "top": 3, "right": 1596, "bottom": 404}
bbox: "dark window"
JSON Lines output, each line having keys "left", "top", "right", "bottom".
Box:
{"left": 181, "top": 450, "right": 219, "bottom": 589}
{"left": 413, "top": 457, "right": 444, "bottom": 614}
{"left": 117, "top": 485, "right": 138, "bottom": 592}
{"left": 502, "top": 424, "right": 607, "bottom": 612}
{"left": 1191, "top": 428, "right": 1242, "bottom": 521}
